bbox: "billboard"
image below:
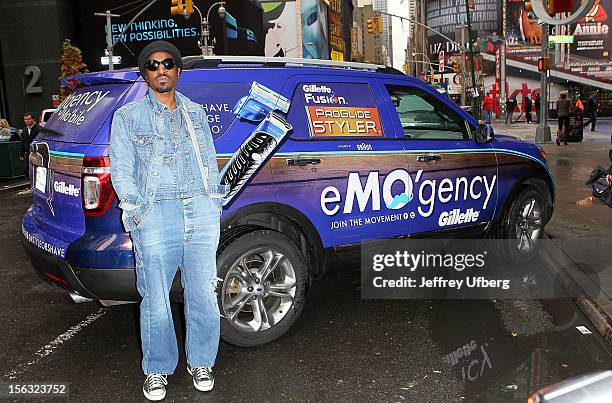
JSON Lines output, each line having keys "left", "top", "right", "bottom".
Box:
{"left": 78, "top": 0, "right": 263, "bottom": 72}
{"left": 506, "top": 0, "right": 542, "bottom": 61}
{"left": 261, "top": 1, "right": 299, "bottom": 58}
{"left": 570, "top": 0, "right": 611, "bottom": 59}
{"left": 329, "top": 0, "right": 345, "bottom": 60}
{"left": 425, "top": 0, "right": 501, "bottom": 56}
{"left": 301, "top": 0, "right": 330, "bottom": 59}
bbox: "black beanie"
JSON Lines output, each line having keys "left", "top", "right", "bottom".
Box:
{"left": 138, "top": 40, "right": 183, "bottom": 78}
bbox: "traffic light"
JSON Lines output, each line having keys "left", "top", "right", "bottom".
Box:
{"left": 548, "top": 0, "right": 574, "bottom": 14}
{"left": 537, "top": 57, "right": 550, "bottom": 71}
{"left": 171, "top": 0, "right": 184, "bottom": 16}
{"left": 184, "top": 0, "right": 193, "bottom": 18}
{"left": 376, "top": 16, "right": 383, "bottom": 33}
{"left": 367, "top": 18, "right": 374, "bottom": 33}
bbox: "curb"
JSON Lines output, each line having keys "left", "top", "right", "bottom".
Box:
{"left": 540, "top": 235, "right": 612, "bottom": 345}
{"left": 575, "top": 297, "right": 612, "bottom": 345}
{"left": 0, "top": 181, "right": 29, "bottom": 193}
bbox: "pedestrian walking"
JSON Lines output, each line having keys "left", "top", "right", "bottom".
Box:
{"left": 505, "top": 97, "right": 515, "bottom": 124}
{"left": 109, "top": 41, "right": 226, "bottom": 401}
{"left": 556, "top": 92, "right": 571, "bottom": 146}
{"left": 524, "top": 95, "right": 533, "bottom": 124}
{"left": 535, "top": 93, "right": 541, "bottom": 124}
{"left": 20, "top": 112, "right": 39, "bottom": 178}
{"left": 587, "top": 92, "right": 598, "bottom": 131}
{"left": 483, "top": 93, "right": 494, "bottom": 124}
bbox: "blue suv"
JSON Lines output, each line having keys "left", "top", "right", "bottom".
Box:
{"left": 22, "top": 56, "right": 554, "bottom": 346}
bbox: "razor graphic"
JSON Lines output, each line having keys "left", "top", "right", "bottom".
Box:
{"left": 30, "top": 142, "right": 55, "bottom": 216}
{"left": 232, "top": 81, "right": 290, "bottom": 122}
{"left": 220, "top": 111, "right": 292, "bottom": 205}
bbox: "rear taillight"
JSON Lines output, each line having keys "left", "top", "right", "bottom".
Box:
{"left": 81, "top": 156, "right": 115, "bottom": 216}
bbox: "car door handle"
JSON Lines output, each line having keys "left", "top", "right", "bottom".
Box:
{"left": 416, "top": 154, "right": 442, "bottom": 162}
{"left": 286, "top": 157, "right": 321, "bottom": 166}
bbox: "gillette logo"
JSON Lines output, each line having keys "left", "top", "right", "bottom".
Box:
{"left": 54, "top": 181, "right": 80, "bottom": 197}
{"left": 303, "top": 84, "right": 346, "bottom": 105}
{"left": 320, "top": 169, "right": 496, "bottom": 218}
{"left": 438, "top": 208, "right": 480, "bottom": 227}
{"left": 302, "top": 84, "right": 332, "bottom": 93}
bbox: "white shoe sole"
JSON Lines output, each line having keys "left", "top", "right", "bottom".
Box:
{"left": 187, "top": 367, "right": 214, "bottom": 392}
{"left": 143, "top": 387, "right": 166, "bottom": 401}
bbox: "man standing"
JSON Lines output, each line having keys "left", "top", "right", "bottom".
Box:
{"left": 524, "top": 95, "right": 532, "bottom": 124}
{"left": 587, "top": 92, "right": 598, "bottom": 131}
{"left": 506, "top": 96, "right": 515, "bottom": 124}
{"left": 535, "top": 93, "right": 541, "bottom": 124}
{"left": 483, "top": 93, "right": 494, "bottom": 125}
{"left": 20, "top": 112, "right": 39, "bottom": 178}
{"left": 110, "top": 41, "right": 225, "bottom": 401}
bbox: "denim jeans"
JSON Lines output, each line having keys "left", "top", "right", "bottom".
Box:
{"left": 130, "top": 194, "right": 221, "bottom": 374}
{"left": 484, "top": 110, "right": 492, "bottom": 124}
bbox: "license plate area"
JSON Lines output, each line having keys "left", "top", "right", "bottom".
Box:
{"left": 35, "top": 166, "right": 48, "bottom": 193}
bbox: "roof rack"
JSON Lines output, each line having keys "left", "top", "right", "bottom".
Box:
{"left": 182, "top": 55, "right": 391, "bottom": 73}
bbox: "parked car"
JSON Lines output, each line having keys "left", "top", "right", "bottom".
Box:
{"left": 21, "top": 56, "right": 554, "bottom": 347}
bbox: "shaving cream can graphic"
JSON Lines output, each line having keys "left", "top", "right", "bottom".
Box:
{"left": 220, "top": 82, "right": 292, "bottom": 205}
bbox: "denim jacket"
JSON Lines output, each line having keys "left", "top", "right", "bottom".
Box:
{"left": 110, "top": 90, "right": 226, "bottom": 232}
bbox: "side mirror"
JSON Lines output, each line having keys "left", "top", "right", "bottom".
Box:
{"left": 474, "top": 121, "right": 494, "bottom": 143}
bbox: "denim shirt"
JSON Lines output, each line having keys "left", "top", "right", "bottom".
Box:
{"left": 154, "top": 94, "right": 206, "bottom": 200}
{"left": 109, "top": 89, "right": 226, "bottom": 232}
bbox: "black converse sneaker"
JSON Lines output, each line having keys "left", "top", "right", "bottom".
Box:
{"left": 187, "top": 365, "right": 214, "bottom": 391}
{"left": 143, "top": 373, "right": 168, "bottom": 401}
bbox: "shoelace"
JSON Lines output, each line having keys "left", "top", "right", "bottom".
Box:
{"left": 193, "top": 367, "right": 212, "bottom": 382}
{"left": 147, "top": 374, "right": 168, "bottom": 390}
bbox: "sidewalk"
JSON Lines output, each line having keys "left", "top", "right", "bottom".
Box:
{"left": 491, "top": 119, "right": 612, "bottom": 342}
{"left": 0, "top": 177, "right": 29, "bottom": 192}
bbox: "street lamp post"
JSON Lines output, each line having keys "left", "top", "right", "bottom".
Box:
{"left": 200, "top": 1, "right": 226, "bottom": 56}
{"left": 94, "top": 10, "right": 120, "bottom": 71}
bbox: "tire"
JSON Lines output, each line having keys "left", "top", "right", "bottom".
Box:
{"left": 217, "top": 229, "right": 309, "bottom": 347}
{"left": 495, "top": 187, "right": 546, "bottom": 264}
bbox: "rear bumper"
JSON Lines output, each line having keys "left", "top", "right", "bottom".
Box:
{"left": 21, "top": 232, "right": 140, "bottom": 301}
{"left": 21, "top": 232, "right": 185, "bottom": 302}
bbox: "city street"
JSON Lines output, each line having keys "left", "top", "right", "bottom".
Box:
{"left": 1, "top": 0, "right": 611, "bottom": 401}
{"left": 1, "top": 184, "right": 612, "bottom": 402}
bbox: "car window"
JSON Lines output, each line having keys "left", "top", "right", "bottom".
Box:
{"left": 177, "top": 81, "right": 252, "bottom": 139}
{"left": 288, "top": 82, "right": 385, "bottom": 139}
{"left": 385, "top": 85, "right": 468, "bottom": 140}
{"left": 42, "top": 111, "right": 54, "bottom": 122}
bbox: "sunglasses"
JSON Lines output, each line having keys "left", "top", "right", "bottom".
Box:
{"left": 144, "top": 58, "right": 177, "bottom": 72}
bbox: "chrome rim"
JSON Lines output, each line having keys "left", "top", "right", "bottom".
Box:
{"left": 222, "top": 248, "right": 297, "bottom": 332}
{"left": 515, "top": 197, "right": 543, "bottom": 252}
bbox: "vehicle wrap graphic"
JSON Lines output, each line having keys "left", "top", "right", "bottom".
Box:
{"left": 220, "top": 82, "right": 293, "bottom": 205}
{"left": 41, "top": 84, "right": 132, "bottom": 144}
{"left": 321, "top": 168, "right": 496, "bottom": 222}
{"left": 300, "top": 83, "right": 383, "bottom": 137}
{"left": 26, "top": 144, "right": 85, "bottom": 258}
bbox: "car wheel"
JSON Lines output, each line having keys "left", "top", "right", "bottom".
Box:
{"left": 496, "top": 187, "right": 546, "bottom": 264}
{"left": 217, "top": 229, "right": 308, "bottom": 347}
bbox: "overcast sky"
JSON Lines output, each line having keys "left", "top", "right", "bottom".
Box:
{"left": 356, "top": 0, "right": 410, "bottom": 69}
{"left": 389, "top": 0, "right": 410, "bottom": 69}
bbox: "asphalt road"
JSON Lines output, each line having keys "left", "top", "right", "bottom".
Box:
{"left": 1, "top": 188, "right": 611, "bottom": 403}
